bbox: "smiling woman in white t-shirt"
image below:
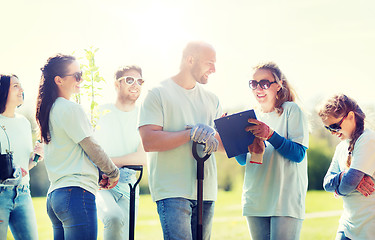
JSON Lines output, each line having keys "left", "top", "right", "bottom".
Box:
{"left": 36, "top": 54, "right": 120, "bottom": 240}
{"left": 0, "top": 74, "right": 43, "bottom": 240}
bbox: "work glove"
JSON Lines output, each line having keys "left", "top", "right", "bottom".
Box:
{"left": 356, "top": 175, "right": 375, "bottom": 197}
{"left": 203, "top": 134, "right": 219, "bottom": 155}
{"left": 248, "top": 137, "right": 265, "bottom": 164}
{"left": 186, "top": 124, "right": 216, "bottom": 143}
{"left": 246, "top": 119, "right": 274, "bottom": 141}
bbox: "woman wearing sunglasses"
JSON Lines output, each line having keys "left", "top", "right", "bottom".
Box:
{"left": 0, "top": 74, "right": 43, "bottom": 240}
{"left": 36, "top": 54, "right": 119, "bottom": 239}
{"left": 319, "top": 94, "right": 375, "bottom": 240}
{"left": 235, "top": 62, "right": 309, "bottom": 240}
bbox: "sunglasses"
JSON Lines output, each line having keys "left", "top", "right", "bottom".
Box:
{"left": 117, "top": 76, "right": 144, "bottom": 86}
{"left": 324, "top": 113, "right": 348, "bottom": 132}
{"left": 249, "top": 79, "right": 277, "bottom": 90}
{"left": 63, "top": 71, "right": 83, "bottom": 82}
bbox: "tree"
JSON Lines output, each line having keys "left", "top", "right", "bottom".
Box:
{"left": 75, "top": 47, "right": 106, "bottom": 127}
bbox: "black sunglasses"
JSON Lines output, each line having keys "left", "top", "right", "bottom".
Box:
{"left": 63, "top": 71, "right": 83, "bottom": 82}
{"left": 249, "top": 79, "right": 277, "bottom": 90}
{"left": 324, "top": 113, "right": 348, "bottom": 132}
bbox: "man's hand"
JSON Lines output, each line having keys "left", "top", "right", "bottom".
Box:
{"left": 187, "top": 124, "right": 216, "bottom": 143}
{"left": 246, "top": 119, "right": 274, "bottom": 141}
{"left": 356, "top": 175, "right": 375, "bottom": 197}
{"left": 203, "top": 135, "right": 219, "bottom": 155}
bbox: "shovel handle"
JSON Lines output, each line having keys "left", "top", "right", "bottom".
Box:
{"left": 192, "top": 142, "right": 211, "bottom": 162}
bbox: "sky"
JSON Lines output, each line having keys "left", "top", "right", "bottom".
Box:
{"left": 1, "top": 0, "right": 375, "bottom": 119}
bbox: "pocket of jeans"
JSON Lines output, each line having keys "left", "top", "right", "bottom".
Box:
{"left": 51, "top": 188, "right": 72, "bottom": 214}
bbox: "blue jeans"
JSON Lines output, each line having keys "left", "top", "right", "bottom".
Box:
{"left": 246, "top": 216, "right": 303, "bottom": 240}
{"left": 47, "top": 187, "right": 97, "bottom": 240}
{"left": 336, "top": 231, "right": 351, "bottom": 240}
{"left": 96, "top": 186, "right": 139, "bottom": 240}
{"left": 156, "top": 197, "right": 215, "bottom": 240}
{"left": 0, "top": 185, "right": 38, "bottom": 240}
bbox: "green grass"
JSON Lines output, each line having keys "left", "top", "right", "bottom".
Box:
{"left": 7, "top": 190, "right": 343, "bottom": 239}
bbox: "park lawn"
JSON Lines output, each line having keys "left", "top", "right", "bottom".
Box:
{"left": 7, "top": 190, "right": 343, "bottom": 239}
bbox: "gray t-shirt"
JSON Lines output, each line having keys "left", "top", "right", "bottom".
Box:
{"left": 45, "top": 97, "right": 97, "bottom": 195}
{"left": 139, "top": 78, "right": 222, "bottom": 202}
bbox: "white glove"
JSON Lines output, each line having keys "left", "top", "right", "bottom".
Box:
{"left": 204, "top": 134, "right": 219, "bottom": 155}
{"left": 187, "top": 123, "right": 216, "bottom": 143}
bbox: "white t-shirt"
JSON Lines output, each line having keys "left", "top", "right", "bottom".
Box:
{"left": 139, "top": 78, "right": 222, "bottom": 202}
{"left": 0, "top": 113, "right": 32, "bottom": 185}
{"left": 242, "top": 102, "right": 309, "bottom": 219}
{"left": 95, "top": 103, "right": 140, "bottom": 195}
{"left": 45, "top": 97, "right": 98, "bottom": 195}
{"left": 330, "top": 129, "right": 375, "bottom": 239}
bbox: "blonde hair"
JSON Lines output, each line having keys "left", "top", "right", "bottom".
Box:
{"left": 253, "top": 61, "right": 297, "bottom": 115}
{"left": 318, "top": 94, "right": 365, "bottom": 168}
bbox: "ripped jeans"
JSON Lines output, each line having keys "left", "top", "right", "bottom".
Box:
{"left": 0, "top": 185, "right": 38, "bottom": 240}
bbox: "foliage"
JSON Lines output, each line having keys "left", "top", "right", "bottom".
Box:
{"left": 307, "top": 135, "right": 335, "bottom": 190}
{"left": 10, "top": 191, "right": 342, "bottom": 240}
{"left": 216, "top": 152, "right": 244, "bottom": 192}
{"left": 74, "top": 47, "right": 106, "bottom": 127}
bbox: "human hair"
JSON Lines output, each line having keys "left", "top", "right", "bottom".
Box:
{"left": 0, "top": 74, "right": 18, "bottom": 113}
{"left": 114, "top": 65, "right": 142, "bottom": 80}
{"left": 318, "top": 94, "right": 365, "bottom": 168}
{"left": 36, "top": 54, "right": 76, "bottom": 144}
{"left": 253, "top": 61, "right": 297, "bottom": 115}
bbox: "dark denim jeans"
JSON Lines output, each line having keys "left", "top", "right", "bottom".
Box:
{"left": 47, "top": 187, "right": 97, "bottom": 240}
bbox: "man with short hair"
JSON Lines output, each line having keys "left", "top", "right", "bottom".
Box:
{"left": 95, "top": 65, "right": 147, "bottom": 240}
{"left": 139, "top": 41, "right": 224, "bottom": 240}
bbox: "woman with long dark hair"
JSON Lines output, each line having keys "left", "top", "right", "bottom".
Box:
{"left": 36, "top": 54, "right": 119, "bottom": 239}
{"left": 0, "top": 74, "right": 43, "bottom": 240}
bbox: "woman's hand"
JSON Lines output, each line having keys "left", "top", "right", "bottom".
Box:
{"left": 248, "top": 137, "right": 265, "bottom": 154}
{"left": 33, "top": 140, "right": 44, "bottom": 161}
{"left": 246, "top": 119, "right": 274, "bottom": 141}
{"left": 99, "top": 174, "right": 119, "bottom": 190}
{"left": 356, "top": 175, "right": 375, "bottom": 197}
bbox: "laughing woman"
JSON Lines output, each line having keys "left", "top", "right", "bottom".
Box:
{"left": 0, "top": 74, "right": 43, "bottom": 240}
{"left": 36, "top": 54, "right": 119, "bottom": 240}
{"left": 235, "top": 62, "right": 309, "bottom": 240}
{"left": 319, "top": 94, "right": 375, "bottom": 240}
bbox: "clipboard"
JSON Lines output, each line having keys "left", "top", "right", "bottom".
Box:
{"left": 214, "top": 110, "right": 257, "bottom": 158}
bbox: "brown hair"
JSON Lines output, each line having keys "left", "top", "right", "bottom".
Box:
{"left": 318, "top": 94, "right": 365, "bottom": 168}
{"left": 114, "top": 65, "right": 142, "bottom": 80}
{"left": 253, "top": 61, "right": 297, "bottom": 115}
{"left": 36, "top": 54, "right": 76, "bottom": 144}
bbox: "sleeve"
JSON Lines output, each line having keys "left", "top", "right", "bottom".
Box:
{"left": 323, "top": 148, "right": 342, "bottom": 192}
{"left": 336, "top": 168, "right": 366, "bottom": 196}
{"left": 267, "top": 131, "right": 307, "bottom": 163}
{"left": 79, "top": 136, "right": 119, "bottom": 178}
{"left": 61, "top": 104, "right": 93, "bottom": 143}
{"left": 285, "top": 103, "right": 309, "bottom": 148}
{"left": 138, "top": 89, "right": 164, "bottom": 128}
{"left": 234, "top": 153, "right": 247, "bottom": 166}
